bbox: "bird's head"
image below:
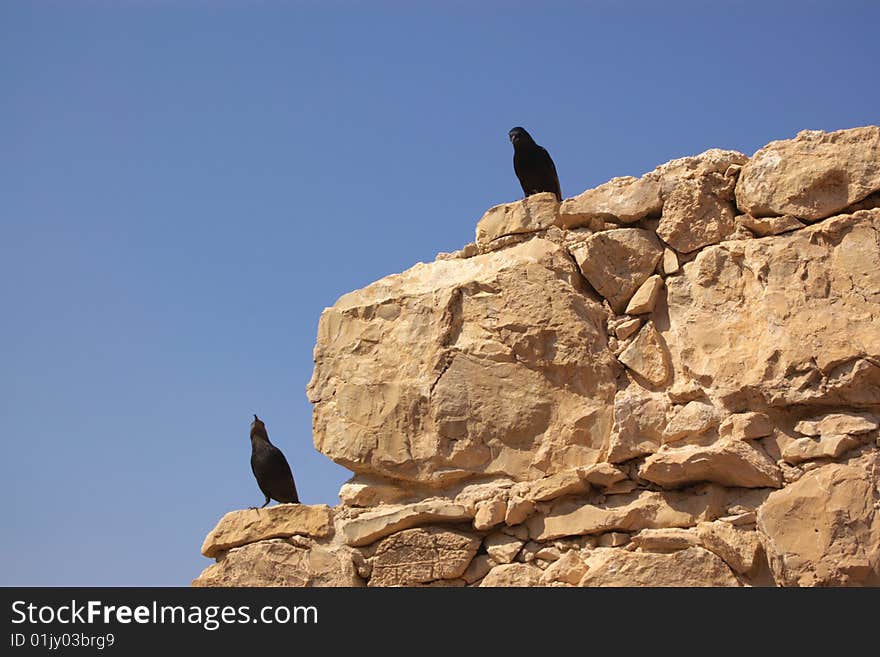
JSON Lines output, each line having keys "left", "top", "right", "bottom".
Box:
{"left": 251, "top": 414, "right": 266, "bottom": 432}
{"left": 508, "top": 126, "right": 532, "bottom": 145}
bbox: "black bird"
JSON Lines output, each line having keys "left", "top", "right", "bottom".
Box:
{"left": 249, "top": 414, "right": 300, "bottom": 508}
{"left": 509, "top": 126, "right": 562, "bottom": 201}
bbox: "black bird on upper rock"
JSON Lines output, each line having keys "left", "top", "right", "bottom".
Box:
{"left": 249, "top": 414, "right": 300, "bottom": 508}
{"left": 509, "top": 126, "right": 562, "bottom": 201}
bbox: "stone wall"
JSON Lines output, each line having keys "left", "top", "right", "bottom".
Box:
{"left": 194, "top": 126, "right": 880, "bottom": 587}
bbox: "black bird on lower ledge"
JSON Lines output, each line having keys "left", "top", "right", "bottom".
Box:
{"left": 249, "top": 414, "right": 300, "bottom": 508}
{"left": 509, "top": 126, "right": 562, "bottom": 202}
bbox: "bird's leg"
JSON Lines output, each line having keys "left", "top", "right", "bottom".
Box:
{"left": 261, "top": 495, "right": 271, "bottom": 509}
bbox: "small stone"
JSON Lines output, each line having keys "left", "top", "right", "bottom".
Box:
{"left": 539, "top": 550, "right": 589, "bottom": 585}
{"left": 615, "top": 318, "right": 642, "bottom": 341}
{"left": 736, "top": 213, "right": 805, "bottom": 237}
{"left": 475, "top": 192, "right": 560, "bottom": 244}
{"left": 479, "top": 562, "right": 543, "bottom": 587}
{"left": 661, "top": 248, "right": 680, "bottom": 275}
{"left": 461, "top": 554, "right": 494, "bottom": 584}
{"left": 781, "top": 434, "right": 861, "bottom": 465}
{"left": 794, "top": 412, "right": 879, "bottom": 437}
{"left": 719, "top": 412, "right": 774, "bottom": 440}
{"left": 527, "top": 470, "right": 589, "bottom": 502}
{"left": 534, "top": 546, "right": 562, "bottom": 561}
{"left": 630, "top": 527, "right": 699, "bottom": 552}
{"left": 617, "top": 321, "right": 672, "bottom": 386}
{"left": 696, "top": 521, "right": 762, "bottom": 575}
{"left": 663, "top": 401, "right": 719, "bottom": 442}
{"left": 559, "top": 175, "right": 662, "bottom": 227}
{"left": 473, "top": 497, "right": 507, "bottom": 531}
{"left": 483, "top": 532, "right": 524, "bottom": 564}
{"left": 201, "top": 504, "right": 334, "bottom": 559}
{"left": 578, "top": 462, "right": 629, "bottom": 489}
{"left": 505, "top": 497, "right": 536, "bottom": 526}
{"left": 625, "top": 275, "right": 664, "bottom": 315}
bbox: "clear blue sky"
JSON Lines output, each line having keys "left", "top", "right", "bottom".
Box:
{"left": 2, "top": 1, "right": 878, "bottom": 586}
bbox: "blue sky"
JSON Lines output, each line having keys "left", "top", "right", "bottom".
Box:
{"left": 1, "top": 1, "right": 878, "bottom": 586}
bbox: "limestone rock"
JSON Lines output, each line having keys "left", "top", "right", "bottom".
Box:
{"left": 473, "top": 498, "right": 508, "bottom": 531}
{"left": 579, "top": 547, "right": 740, "bottom": 587}
{"left": 719, "top": 412, "right": 774, "bottom": 440}
{"left": 794, "top": 412, "right": 879, "bottom": 437}
{"left": 663, "top": 210, "right": 880, "bottom": 409}
{"left": 781, "top": 434, "right": 861, "bottom": 465}
{"left": 661, "top": 248, "right": 680, "bottom": 275}
{"left": 193, "top": 541, "right": 364, "bottom": 587}
{"left": 624, "top": 274, "right": 664, "bottom": 315}
{"left": 201, "top": 505, "right": 333, "bottom": 559}
{"left": 527, "top": 470, "right": 589, "bottom": 502}
{"left": 602, "top": 386, "right": 671, "bottom": 463}
{"left": 757, "top": 455, "right": 880, "bottom": 586}
{"left": 484, "top": 532, "right": 523, "bottom": 564}
{"left": 630, "top": 527, "right": 699, "bottom": 552}
{"left": 696, "top": 521, "right": 762, "bottom": 575}
{"left": 461, "top": 554, "right": 494, "bottom": 584}
{"left": 736, "top": 126, "right": 880, "bottom": 221}
{"left": 559, "top": 175, "right": 662, "bottom": 227}
{"left": 479, "top": 562, "right": 543, "bottom": 587}
{"left": 539, "top": 550, "right": 589, "bottom": 585}
{"left": 570, "top": 228, "right": 663, "bottom": 313}
{"left": 736, "top": 213, "right": 805, "bottom": 237}
{"left": 663, "top": 400, "right": 719, "bottom": 442}
{"left": 340, "top": 501, "right": 471, "bottom": 547}
{"left": 338, "top": 477, "right": 413, "bottom": 507}
{"left": 578, "top": 462, "right": 628, "bottom": 489}
{"left": 617, "top": 321, "right": 672, "bottom": 387}
{"left": 527, "top": 485, "right": 725, "bottom": 541}
{"left": 614, "top": 317, "right": 642, "bottom": 340}
{"left": 639, "top": 439, "right": 782, "bottom": 489}
{"left": 647, "top": 148, "right": 749, "bottom": 199}
{"left": 308, "top": 237, "right": 619, "bottom": 486}
{"left": 475, "top": 192, "right": 560, "bottom": 244}
{"left": 368, "top": 527, "right": 481, "bottom": 587}
{"left": 657, "top": 172, "right": 738, "bottom": 253}
{"left": 504, "top": 497, "right": 535, "bottom": 526}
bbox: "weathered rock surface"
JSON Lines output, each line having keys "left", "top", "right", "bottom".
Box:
{"left": 368, "top": 527, "right": 481, "bottom": 587}
{"left": 339, "top": 501, "right": 471, "bottom": 547}
{"left": 794, "top": 412, "right": 878, "bottom": 437}
{"left": 624, "top": 274, "right": 663, "bottom": 315}
{"left": 527, "top": 486, "right": 725, "bottom": 541}
{"left": 559, "top": 175, "right": 662, "bottom": 227}
{"left": 663, "top": 210, "right": 880, "bottom": 409}
{"left": 781, "top": 434, "right": 861, "bottom": 465}
{"left": 193, "top": 541, "right": 363, "bottom": 587}
{"left": 579, "top": 547, "right": 740, "bottom": 587}
{"left": 570, "top": 228, "right": 663, "bottom": 313}
{"left": 657, "top": 172, "right": 738, "bottom": 253}
{"left": 308, "top": 237, "right": 619, "bottom": 486}
{"left": 736, "top": 126, "right": 880, "bottom": 221}
{"left": 479, "top": 562, "right": 544, "bottom": 587}
{"left": 617, "top": 322, "right": 672, "bottom": 387}
{"left": 639, "top": 439, "right": 782, "bottom": 489}
{"left": 757, "top": 454, "right": 880, "bottom": 586}
{"left": 663, "top": 400, "right": 719, "bottom": 442}
{"left": 737, "top": 213, "right": 805, "bottom": 237}
{"left": 695, "top": 521, "right": 762, "bottom": 575}
{"left": 719, "top": 412, "right": 773, "bottom": 440}
{"left": 601, "top": 386, "right": 671, "bottom": 463}
{"left": 476, "top": 192, "right": 560, "bottom": 244}
{"left": 201, "top": 505, "right": 333, "bottom": 558}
